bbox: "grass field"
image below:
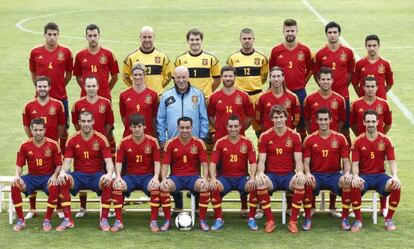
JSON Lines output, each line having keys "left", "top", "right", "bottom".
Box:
{"left": 1, "top": 0, "right": 414, "bottom": 248}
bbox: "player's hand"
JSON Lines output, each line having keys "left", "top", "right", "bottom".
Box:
{"left": 255, "top": 172, "right": 267, "bottom": 187}
{"left": 200, "top": 178, "right": 209, "bottom": 190}
{"left": 294, "top": 172, "right": 306, "bottom": 186}
{"left": 209, "top": 178, "right": 220, "bottom": 190}
{"left": 48, "top": 175, "right": 58, "bottom": 186}
{"left": 246, "top": 178, "right": 256, "bottom": 192}
{"left": 305, "top": 173, "right": 316, "bottom": 188}
{"left": 113, "top": 176, "right": 124, "bottom": 189}
{"left": 160, "top": 178, "right": 170, "bottom": 191}
{"left": 351, "top": 175, "right": 364, "bottom": 190}
{"left": 149, "top": 177, "right": 160, "bottom": 189}
{"left": 390, "top": 176, "right": 401, "bottom": 190}
{"left": 12, "top": 176, "right": 22, "bottom": 187}
{"left": 101, "top": 173, "right": 112, "bottom": 187}
{"left": 343, "top": 173, "right": 353, "bottom": 186}
{"left": 58, "top": 171, "right": 68, "bottom": 185}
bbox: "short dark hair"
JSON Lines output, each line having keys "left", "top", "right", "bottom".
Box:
{"left": 269, "top": 105, "right": 288, "bottom": 119}
{"left": 35, "top": 76, "right": 51, "bottom": 86}
{"left": 363, "top": 76, "right": 378, "bottom": 86}
{"left": 365, "top": 34, "right": 380, "bottom": 46}
{"left": 129, "top": 114, "right": 146, "bottom": 126}
{"left": 43, "top": 22, "right": 59, "bottom": 34}
{"left": 79, "top": 110, "right": 93, "bottom": 120}
{"left": 227, "top": 114, "right": 241, "bottom": 125}
{"left": 283, "top": 19, "right": 297, "bottom": 27}
{"left": 318, "top": 67, "right": 333, "bottom": 79}
{"left": 240, "top": 28, "right": 254, "bottom": 37}
{"left": 316, "top": 107, "right": 332, "bottom": 119}
{"left": 84, "top": 76, "right": 99, "bottom": 85}
{"left": 30, "top": 117, "right": 45, "bottom": 128}
{"left": 186, "top": 28, "right": 203, "bottom": 41}
{"left": 86, "top": 24, "right": 100, "bottom": 34}
{"left": 325, "top": 21, "right": 341, "bottom": 34}
{"left": 177, "top": 116, "right": 193, "bottom": 126}
{"left": 364, "top": 110, "right": 378, "bottom": 121}
{"left": 220, "top": 65, "right": 236, "bottom": 76}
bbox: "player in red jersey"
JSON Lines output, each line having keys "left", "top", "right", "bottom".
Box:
{"left": 269, "top": 19, "right": 313, "bottom": 140}
{"left": 255, "top": 66, "right": 300, "bottom": 132}
{"left": 160, "top": 117, "right": 210, "bottom": 231}
{"left": 208, "top": 66, "right": 253, "bottom": 141}
{"left": 11, "top": 118, "right": 61, "bottom": 232}
{"left": 253, "top": 105, "right": 305, "bottom": 233}
{"left": 56, "top": 111, "right": 114, "bottom": 231}
{"left": 73, "top": 24, "right": 119, "bottom": 100}
{"left": 352, "top": 35, "right": 393, "bottom": 99}
{"left": 111, "top": 114, "right": 165, "bottom": 232}
{"left": 350, "top": 110, "right": 401, "bottom": 232}
{"left": 71, "top": 76, "right": 115, "bottom": 217}
{"left": 302, "top": 107, "right": 353, "bottom": 231}
{"left": 119, "top": 63, "right": 159, "bottom": 137}
{"left": 208, "top": 115, "right": 257, "bottom": 230}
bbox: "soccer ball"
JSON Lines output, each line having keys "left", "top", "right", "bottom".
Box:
{"left": 175, "top": 212, "right": 193, "bottom": 230}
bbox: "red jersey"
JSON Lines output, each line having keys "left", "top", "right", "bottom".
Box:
{"left": 73, "top": 47, "right": 119, "bottom": 100}
{"left": 29, "top": 44, "right": 73, "bottom": 100}
{"left": 258, "top": 128, "right": 302, "bottom": 175}
{"left": 352, "top": 57, "right": 393, "bottom": 99}
{"left": 116, "top": 135, "right": 160, "bottom": 175}
{"left": 22, "top": 98, "right": 66, "bottom": 141}
{"left": 350, "top": 97, "right": 392, "bottom": 135}
{"left": 71, "top": 97, "right": 114, "bottom": 136}
{"left": 208, "top": 89, "right": 253, "bottom": 140}
{"left": 304, "top": 91, "right": 346, "bottom": 133}
{"left": 351, "top": 133, "right": 395, "bottom": 174}
{"left": 314, "top": 45, "right": 355, "bottom": 99}
{"left": 255, "top": 89, "right": 300, "bottom": 130}
{"left": 16, "top": 138, "right": 61, "bottom": 176}
{"left": 163, "top": 137, "right": 208, "bottom": 176}
{"left": 211, "top": 135, "right": 256, "bottom": 177}
{"left": 269, "top": 42, "right": 313, "bottom": 91}
{"left": 303, "top": 131, "right": 349, "bottom": 173}
{"left": 119, "top": 87, "right": 159, "bottom": 137}
{"left": 64, "top": 131, "right": 111, "bottom": 174}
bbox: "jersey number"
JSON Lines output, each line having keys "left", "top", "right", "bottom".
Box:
{"left": 35, "top": 158, "right": 43, "bottom": 166}
{"left": 332, "top": 62, "right": 336, "bottom": 70}
{"left": 146, "top": 66, "right": 151, "bottom": 75}
{"left": 91, "top": 65, "right": 97, "bottom": 73}
{"left": 136, "top": 154, "right": 143, "bottom": 162}
{"left": 322, "top": 149, "right": 329, "bottom": 158}
{"left": 288, "top": 61, "right": 293, "bottom": 69}
{"left": 226, "top": 106, "right": 233, "bottom": 113}
{"left": 230, "top": 154, "right": 238, "bottom": 162}
{"left": 243, "top": 67, "right": 251, "bottom": 76}
{"left": 40, "top": 116, "right": 48, "bottom": 124}
{"left": 48, "top": 62, "right": 53, "bottom": 69}
{"left": 193, "top": 69, "right": 197, "bottom": 77}
{"left": 183, "top": 155, "right": 188, "bottom": 163}
{"left": 275, "top": 148, "right": 283, "bottom": 155}
{"left": 370, "top": 151, "right": 375, "bottom": 159}
{"left": 136, "top": 104, "right": 140, "bottom": 112}
{"left": 84, "top": 151, "right": 89, "bottom": 159}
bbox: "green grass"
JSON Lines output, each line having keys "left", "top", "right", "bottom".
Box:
{"left": 1, "top": 0, "right": 414, "bottom": 248}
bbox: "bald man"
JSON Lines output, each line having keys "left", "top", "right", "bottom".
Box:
{"left": 122, "top": 26, "right": 173, "bottom": 94}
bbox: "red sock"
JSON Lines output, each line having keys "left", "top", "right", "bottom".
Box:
{"left": 329, "top": 192, "right": 337, "bottom": 209}
{"left": 29, "top": 192, "right": 37, "bottom": 210}
{"left": 303, "top": 185, "right": 314, "bottom": 219}
{"left": 290, "top": 188, "right": 304, "bottom": 223}
{"left": 286, "top": 193, "right": 293, "bottom": 210}
{"left": 199, "top": 191, "right": 209, "bottom": 221}
{"left": 341, "top": 188, "right": 351, "bottom": 219}
{"left": 160, "top": 191, "right": 172, "bottom": 221}
{"left": 380, "top": 195, "right": 387, "bottom": 211}
{"left": 45, "top": 185, "right": 59, "bottom": 220}
{"left": 100, "top": 185, "right": 112, "bottom": 220}
{"left": 210, "top": 189, "right": 223, "bottom": 219}
{"left": 248, "top": 190, "right": 258, "bottom": 219}
{"left": 79, "top": 192, "right": 87, "bottom": 209}
{"left": 256, "top": 188, "right": 274, "bottom": 222}
{"left": 150, "top": 190, "right": 160, "bottom": 221}
{"left": 385, "top": 188, "right": 401, "bottom": 220}
{"left": 59, "top": 180, "right": 72, "bottom": 219}
{"left": 112, "top": 189, "right": 124, "bottom": 223}
{"left": 350, "top": 187, "right": 362, "bottom": 221}
{"left": 240, "top": 193, "right": 248, "bottom": 210}
{"left": 11, "top": 185, "right": 24, "bottom": 220}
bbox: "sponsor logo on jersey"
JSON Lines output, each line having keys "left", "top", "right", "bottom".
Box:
{"left": 235, "top": 95, "right": 242, "bottom": 105}
{"left": 331, "top": 99, "right": 338, "bottom": 109}
{"left": 240, "top": 144, "right": 247, "bottom": 153}
{"left": 376, "top": 104, "right": 383, "bottom": 114}
{"left": 202, "top": 59, "right": 208, "bottom": 65}
{"left": 99, "top": 103, "right": 106, "bottom": 113}
{"left": 378, "top": 64, "right": 385, "bottom": 74}
{"left": 75, "top": 144, "right": 80, "bottom": 148}
{"left": 44, "top": 147, "right": 52, "bottom": 157}
{"left": 191, "top": 144, "right": 198, "bottom": 154}
{"left": 155, "top": 56, "right": 161, "bottom": 64}
{"left": 145, "top": 94, "right": 153, "bottom": 104}
{"left": 340, "top": 51, "right": 348, "bottom": 61}
{"left": 144, "top": 144, "right": 152, "bottom": 154}
{"left": 218, "top": 99, "right": 222, "bottom": 103}
{"left": 100, "top": 55, "right": 107, "bottom": 64}
{"left": 322, "top": 56, "right": 327, "bottom": 60}
{"left": 92, "top": 140, "right": 100, "bottom": 150}
{"left": 83, "top": 58, "right": 88, "bottom": 63}
{"left": 254, "top": 58, "right": 260, "bottom": 65}
{"left": 49, "top": 106, "right": 56, "bottom": 115}
{"left": 278, "top": 54, "right": 283, "bottom": 59}
{"left": 266, "top": 102, "right": 272, "bottom": 106}
{"left": 38, "top": 55, "right": 43, "bottom": 59}
{"left": 28, "top": 151, "right": 33, "bottom": 155}
{"left": 173, "top": 148, "right": 179, "bottom": 152}
{"left": 57, "top": 51, "right": 65, "bottom": 61}
{"left": 361, "top": 146, "right": 367, "bottom": 150}
{"left": 223, "top": 147, "right": 228, "bottom": 151}
{"left": 361, "top": 67, "right": 366, "bottom": 72}
{"left": 331, "top": 139, "right": 338, "bottom": 148}
{"left": 127, "top": 148, "right": 132, "bottom": 152}
{"left": 126, "top": 97, "right": 131, "bottom": 102}
{"left": 378, "top": 141, "right": 385, "bottom": 151}
{"left": 297, "top": 51, "right": 305, "bottom": 61}
{"left": 32, "top": 110, "right": 37, "bottom": 114}
{"left": 285, "top": 137, "right": 293, "bottom": 147}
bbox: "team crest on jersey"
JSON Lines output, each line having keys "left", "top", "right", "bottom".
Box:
{"left": 240, "top": 144, "right": 247, "bottom": 153}
{"left": 340, "top": 51, "right": 348, "bottom": 61}
{"left": 284, "top": 99, "right": 291, "bottom": 108}
{"left": 49, "top": 106, "right": 56, "bottom": 115}
{"left": 155, "top": 56, "right": 161, "bottom": 64}
{"left": 285, "top": 137, "right": 293, "bottom": 147}
{"left": 376, "top": 104, "right": 384, "bottom": 114}
{"left": 190, "top": 144, "right": 198, "bottom": 154}
{"left": 99, "top": 103, "right": 106, "bottom": 113}
{"left": 331, "top": 99, "right": 338, "bottom": 109}
{"left": 297, "top": 51, "right": 305, "bottom": 61}
{"left": 57, "top": 51, "right": 65, "bottom": 61}
{"left": 235, "top": 95, "right": 242, "bottom": 105}
{"left": 378, "top": 141, "right": 385, "bottom": 151}
{"left": 331, "top": 139, "right": 339, "bottom": 148}
{"left": 44, "top": 147, "right": 52, "bottom": 157}
{"left": 254, "top": 58, "right": 260, "bottom": 65}
{"left": 144, "top": 144, "right": 152, "bottom": 154}
{"left": 145, "top": 94, "right": 153, "bottom": 104}
{"left": 100, "top": 55, "right": 107, "bottom": 64}
{"left": 92, "top": 140, "right": 100, "bottom": 150}
{"left": 202, "top": 59, "right": 208, "bottom": 65}
{"left": 378, "top": 64, "right": 385, "bottom": 74}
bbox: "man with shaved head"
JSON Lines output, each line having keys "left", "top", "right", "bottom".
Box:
{"left": 122, "top": 26, "right": 173, "bottom": 94}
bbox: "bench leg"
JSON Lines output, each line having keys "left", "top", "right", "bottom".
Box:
{"left": 282, "top": 192, "right": 286, "bottom": 225}
{"left": 373, "top": 192, "right": 378, "bottom": 224}
{"left": 0, "top": 184, "right": 3, "bottom": 213}
{"left": 8, "top": 192, "right": 13, "bottom": 225}
{"left": 321, "top": 192, "right": 326, "bottom": 211}
{"left": 191, "top": 193, "right": 195, "bottom": 227}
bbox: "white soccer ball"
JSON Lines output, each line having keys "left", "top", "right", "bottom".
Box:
{"left": 175, "top": 212, "right": 193, "bottom": 230}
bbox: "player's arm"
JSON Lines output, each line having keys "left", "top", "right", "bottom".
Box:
{"left": 341, "top": 157, "right": 352, "bottom": 184}
{"left": 57, "top": 125, "right": 65, "bottom": 139}
{"left": 243, "top": 116, "right": 252, "bottom": 131}
{"left": 304, "top": 120, "right": 311, "bottom": 135}
{"left": 109, "top": 73, "right": 118, "bottom": 90}
{"left": 76, "top": 76, "right": 83, "bottom": 89}
{"left": 31, "top": 72, "right": 37, "bottom": 86}
{"left": 12, "top": 165, "right": 23, "bottom": 187}
{"left": 294, "top": 152, "right": 305, "bottom": 185}
{"left": 122, "top": 56, "right": 133, "bottom": 86}
{"left": 303, "top": 157, "right": 315, "bottom": 187}
{"left": 58, "top": 157, "right": 73, "bottom": 184}
{"left": 255, "top": 152, "right": 267, "bottom": 186}
{"left": 208, "top": 116, "right": 216, "bottom": 129}
{"left": 212, "top": 77, "right": 221, "bottom": 92}
{"left": 351, "top": 160, "right": 364, "bottom": 189}
{"left": 100, "top": 157, "right": 115, "bottom": 187}
{"left": 23, "top": 126, "right": 31, "bottom": 138}
{"left": 64, "top": 71, "right": 73, "bottom": 87}
{"left": 388, "top": 160, "right": 401, "bottom": 189}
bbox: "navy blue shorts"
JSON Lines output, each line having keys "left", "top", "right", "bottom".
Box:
{"left": 61, "top": 99, "right": 70, "bottom": 129}
{"left": 360, "top": 173, "right": 391, "bottom": 197}
{"left": 169, "top": 175, "right": 200, "bottom": 194}
{"left": 293, "top": 89, "right": 307, "bottom": 130}
{"left": 344, "top": 98, "right": 350, "bottom": 129}
{"left": 217, "top": 175, "right": 249, "bottom": 195}
{"left": 267, "top": 172, "right": 294, "bottom": 191}
{"left": 21, "top": 174, "right": 51, "bottom": 196}
{"left": 69, "top": 171, "right": 104, "bottom": 196}
{"left": 123, "top": 174, "right": 153, "bottom": 197}
{"left": 313, "top": 172, "right": 342, "bottom": 196}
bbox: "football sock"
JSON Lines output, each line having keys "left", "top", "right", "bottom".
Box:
{"left": 198, "top": 191, "right": 209, "bottom": 221}
{"left": 329, "top": 192, "right": 337, "bottom": 209}
{"left": 290, "top": 188, "right": 304, "bottom": 223}
{"left": 380, "top": 195, "right": 387, "bottom": 211}
{"left": 240, "top": 192, "right": 248, "bottom": 211}
{"left": 303, "top": 185, "right": 314, "bottom": 219}
{"left": 59, "top": 180, "right": 72, "bottom": 219}
{"left": 100, "top": 185, "right": 112, "bottom": 220}
{"left": 341, "top": 187, "right": 351, "bottom": 219}
{"left": 286, "top": 193, "right": 293, "bottom": 211}
{"left": 210, "top": 188, "right": 223, "bottom": 219}
{"left": 29, "top": 192, "right": 37, "bottom": 211}
{"left": 79, "top": 192, "right": 87, "bottom": 209}
{"left": 11, "top": 185, "right": 24, "bottom": 220}
{"left": 112, "top": 188, "right": 124, "bottom": 223}
{"left": 45, "top": 184, "right": 59, "bottom": 220}
{"left": 351, "top": 187, "right": 362, "bottom": 221}
{"left": 160, "top": 191, "right": 172, "bottom": 220}
{"left": 385, "top": 188, "right": 401, "bottom": 220}
{"left": 248, "top": 190, "right": 258, "bottom": 219}
{"left": 256, "top": 188, "right": 274, "bottom": 222}
{"left": 149, "top": 190, "right": 161, "bottom": 221}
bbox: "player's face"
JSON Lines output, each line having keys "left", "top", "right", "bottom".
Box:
{"left": 226, "top": 119, "right": 241, "bottom": 138}
{"left": 140, "top": 30, "right": 155, "bottom": 50}
{"left": 36, "top": 80, "right": 50, "bottom": 98}
{"left": 79, "top": 114, "right": 94, "bottom": 134}
{"left": 283, "top": 25, "right": 297, "bottom": 43}
{"left": 240, "top": 33, "right": 254, "bottom": 50}
{"left": 132, "top": 69, "right": 145, "bottom": 87}
{"left": 44, "top": 29, "right": 59, "bottom": 46}
{"left": 319, "top": 73, "right": 333, "bottom": 91}
{"left": 188, "top": 34, "right": 202, "bottom": 53}
{"left": 30, "top": 124, "right": 46, "bottom": 142}
{"left": 316, "top": 113, "right": 331, "bottom": 131}
{"left": 174, "top": 70, "right": 189, "bottom": 92}
{"left": 178, "top": 121, "right": 192, "bottom": 139}
{"left": 86, "top": 29, "right": 100, "bottom": 48}
{"left": 84, "top": 78, "right": 99, "bottom": 97}
{"left": 363, "top": 114, "right": 379, "bottom": 134}
{"left": 130, "top": 123, "right": 145, "bottom": 138}
{"left": 366, "top": 40, "right": 379, "bottom": 57}
{"left": 221, "top": 70, "right": 235, "bottom": 88}
{"left": 326, "top": 27, "right": 340, "bottom": 44}
{"left": 271, "top": 112, "right": 287, "bottom": 129}
{"left": 269, "top": 70, "right": 284, "bottom": 89}
{"left": 363, "top": 80, "right": 378, "bottom": 97}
